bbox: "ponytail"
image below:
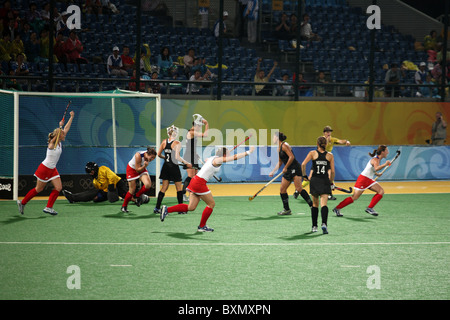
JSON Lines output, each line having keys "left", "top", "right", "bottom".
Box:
{"left": 276, "top": 132, "right": 287, "bottom": 142}
{"left": 369, "top": 144, "right": 387, "bottom": 157}
{"left": 317, "top": 136, "right": 327, "bottom": 150}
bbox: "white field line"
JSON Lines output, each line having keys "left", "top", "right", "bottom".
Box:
{"left": 0, "top": 241, "right": 449, "bottom": 246}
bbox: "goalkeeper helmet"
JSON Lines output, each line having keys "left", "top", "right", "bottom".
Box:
{"left": 85, "top": 161, "right": 99, "bottom": 177}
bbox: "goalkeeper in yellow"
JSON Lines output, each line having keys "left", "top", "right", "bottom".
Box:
{"left": 295, "top": 126, "right": 351, "bottom": 201}
{"left": 62, "top": 162, "right": 147, "bottom": 204}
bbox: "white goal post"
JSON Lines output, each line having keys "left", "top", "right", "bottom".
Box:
{"left": 0, "top": 89, "right": 161, "bottom": 201}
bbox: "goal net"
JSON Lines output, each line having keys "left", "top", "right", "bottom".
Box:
{"left": 0, "top": 89, "right": 161, "bottom": 200}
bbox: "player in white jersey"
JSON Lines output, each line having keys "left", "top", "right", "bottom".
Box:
{"left": 121, "top": 147, "right": 157, "bottom": 213}
{"left": 160, "top": 145, "right": 255, "bottom": 232}
{"left": 17, "top": 111, "right": 75, "bottom": 216}
{"left": 332, "top": 145, "right": 391, "bottom": 217}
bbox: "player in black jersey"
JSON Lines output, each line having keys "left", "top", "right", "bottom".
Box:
{"left": 182, "top": 115, "right": 209, "bottom": 201}
{"left": 301, "top": 136, "right": 335, "bottom": 234}
{"left": 269, "top": 132, "right": 312, "bottom": 215}
{"left": 155, "top": 125, "right": 192, "bottom": 214}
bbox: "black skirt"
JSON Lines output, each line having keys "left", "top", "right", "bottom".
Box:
{"left": 310, "top": 176, "right": 332, "bottom": 196}
{"left": 160, "top": 163, "right": 182, "bottom": 182}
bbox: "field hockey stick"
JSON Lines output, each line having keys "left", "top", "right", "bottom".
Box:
{"left": 374, "top": 150, "right": 401, "bottom": 181}
{"left": 229, "top": 134, "right": 252, "bottom": 153}
{"left": 333, "top": 185, "right": 353, "bottom": 193}
{"left": 54, "top": 100, "right": 72, "bottom": 149}
{"left": 249, "top": 171, "right": 284, "bottom": 201}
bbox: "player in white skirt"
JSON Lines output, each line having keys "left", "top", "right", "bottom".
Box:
{"left": 160, "top": 145, "right": 255, "bottom": 232}
{"left": 17, "top": 111, "right": 75, "bottom": 215}
{"left": 332, "top": 145, "right": 391, "bottom": 217}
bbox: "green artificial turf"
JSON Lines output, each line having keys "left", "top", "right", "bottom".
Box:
{"left": 0, "top": 193, "right": 449, "bottom": 300}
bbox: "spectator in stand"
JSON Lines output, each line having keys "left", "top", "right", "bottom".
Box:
{"left": 133, "top": 43, "right": 152, "bottom": 75}
{"left": 10, "top": 52, "right": 29, "bottom": 76}
{"left": 288, "top": 13, "right": 298, "bottom": 40}
{"left": 384, "top": 63, "right": 405, "bottom": 97}
{"left": 418, "top": 73, "right": 438, "bottom": 98}
{"left": 423, "top": 30, "right": 438, "bottom": 52}
{"left": 415, "top": 62, "right": 427, "bottom": 85}
{"left": 83, "top": 0, "right": 103, "bottom": 15}
{"left": 315, "top": 71, "right": 328, "bottom": 96}
{"left": 300, "top": 13, "right": 321, "bottom": 42}
{"left": 157, "top": 46, "right": 178, "bottom": 79}
{"left": 54, "top": 31, "right": 67, "bottom": 65}
{"left": 121, "top": 45, "right": 134, "bottom": 75}
{"left": 149, "top": 71, "right": 162, "bottom": 93}
{"left": 431, "top": 60, "right": 448, "bottom": 81}
{"left": 183, "top": 47, "right": 195, "bottom": 78}
{"left": 56, "top": 11, "right": 70, "bottom": 39}
{"left": 244, "top": 0, "right": 258, "bottom": 44}
{"left": 24, "top": 31, "right": 41, "bottom": 63}
{"left": 213, "top": 11, "right": 230, "bottom": 38}
{"left": 26, "top": 3, "right": 44, "bottom": 35}
{"left": 40, "top": 2, "right": 51, "bottom": 23}
{"left": 10, "top": 52, "right": 28, "bottom": 89}
{"left": 254, "top": 57, "right": 278, "bottom": 96}
{"left": 274, "top": 13, "right": 291, "bottom": 40}
{"left": 129, "top": 68, "right": 149, "bottom": 92}
{"left": 187, "top": 69, "right": 208, "bottom": 94}
{"left": 6, "top": 14, "right": 19, "bottom": 41}
{"left": 276, "top": 72, "right": 294, "bottom": 96}
{"left": 293, "top": 72, "right": 311, "bottom": 96}
{"left": 63, "top": 29, "right": 88, "bottom": 65}
{"left": 0, "top": 31, "right": 12, "bottom": 61}
{"left": 107, "top": 46, "right": 128, "bottom": 76}
{"left": 19, "top": 21, "right": 33, "bottom": 44}
{"left": 10, "top": 33, "right": 24, "bottom": 59}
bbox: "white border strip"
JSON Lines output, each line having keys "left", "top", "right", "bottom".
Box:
{"left": 0, "top": 241, "right": 448, "bottom": 246}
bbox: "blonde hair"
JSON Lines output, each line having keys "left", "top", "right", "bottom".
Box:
{"left": 48, "top": 128, "right": 62, "bottom": 144}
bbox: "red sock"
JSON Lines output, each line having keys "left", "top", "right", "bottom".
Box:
{"left": 22, "top": 188, "right": 38, "bottom": 205}
{"left": 47, "top": 190, "right": 59, "bottom": 208}
{"left": 336, "top": 196, "right": 354, "bottom": 209}
{"left": 135, "top": 185, "right": 148, "bottom": 198}
{"left": 168, "top": 204, "right": 188, "bottom": 213}
{"left": 368, "top": 194, "right": 383, "bottom": 208}
{"left": 199, "top": 206, "right": 213, "bottom": 228}
{"left": 122, "top": 192, "right": 133, "bottom": 207}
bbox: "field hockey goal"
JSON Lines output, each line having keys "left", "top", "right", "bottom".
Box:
{"left": 0, "top": 89, "right": 161, "bottom": 200}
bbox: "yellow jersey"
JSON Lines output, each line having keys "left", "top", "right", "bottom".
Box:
{"left": 325, "top": 136, "right": 340, "bottom": 153}
{"left": 92, "top": 166, "right": 122, "bottom": 192}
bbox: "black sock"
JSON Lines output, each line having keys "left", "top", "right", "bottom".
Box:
{"left": 182, "top": 177, "right": 191, "bottom": 194}
{"left": 156, "top": 191, "right": 165, "bottom": 209}
{"left": 311, "top": 206, "right": 319, "bottom": 227}
{"left": 176, "top": 190, "right": 183, "bottom": 204}
{"left": 321, "top": 206, "right": 328, "bottom": 226}
{"left": 280, "top": 193, "right": 290, "bottom": 211}
{"left": 300, "top": 189, "right": 313, "bottom": 207}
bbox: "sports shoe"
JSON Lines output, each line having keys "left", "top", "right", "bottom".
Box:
{"left": 183, "top": 194, "right": 189, "bottom": 202}
{"left": 293, "top": 191, "right": 299, "bottom": 199}
{"left": 311, "top": 226, "right": 318, "bottom": 233}
{"left": 153, "top": 207, "right": 161, "bottom": 214}
{"left": 160, "top": 205, "right": 168, "bottom": 222}
{"left": 17, "top": 200, "right": 24, "bottom": 215}
{"left": 43, "top": 207, "right": 58, "bottom": 216}
{"left": 328, "top": 195, "right": 337, "bottom": 200}
{"left": 365, "top": 207, "right": 379, "bottom": 216}
{"left": 121, "top": 206, "right": 129, "bottom": 213}
{"left": 197, "top": 225, "right": 214, "bottom": 232}
{"left": 62, "top": 190, "right": 74, "bottom": 203}
{"left": 178, "top": 211, "right": 187, "bottom": 215}
{"left": 135, "top": 196, "right": 142, "bottom": 207}
{"left": 277, "top": 209, "right": 292, "bottom": 215}
{"left": 321, "top": 223, "right": 328, "bottom": 234}
{"left": 332, "top": 207, "right": 343, "bottom": 217}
